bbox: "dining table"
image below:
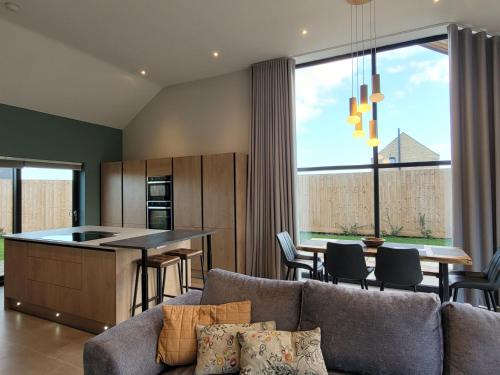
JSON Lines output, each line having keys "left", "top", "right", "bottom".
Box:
{"left": 297, "top": 239, "right": 472, "bottom": 302}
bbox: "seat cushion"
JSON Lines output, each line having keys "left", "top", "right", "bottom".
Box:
{"left": 161, "top": 365, "right": 353, "bottom": 374}
{"left": 449, "top": 274, "right": 495, "bottom": 290}
{"left": 201, "top": 269, "right": 303, "bottom": 331}
{"left": 442, "top": 302, "right": 500, "bottom": 375}
{"left": 299, "top": 280, "right": 443, "bottom": 375}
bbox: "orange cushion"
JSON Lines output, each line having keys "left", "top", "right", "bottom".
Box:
{"left": 156, "top": 300, "right": 251, "bottom": 366}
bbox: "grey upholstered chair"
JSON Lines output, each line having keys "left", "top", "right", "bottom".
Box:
{"left": 450, "top": 249, "right": 500, "bottom": 311}
{"left": 324, "top": 242, "right": 374, "bottom": 289}
{"left": 375, "top": 246, "right": 423, "bottom": 292}
{"left": 276, "top": 231, "right": 323, "bottom": 281}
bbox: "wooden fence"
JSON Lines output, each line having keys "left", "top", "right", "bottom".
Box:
{"left": 0, "top": 179, "right": 72, "bottom": 233}
{"left": 297, "top": 168, "right": 452, "bottom": 238}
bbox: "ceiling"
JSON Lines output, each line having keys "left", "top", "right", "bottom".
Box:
{"left": 0, "top": 0, "right": 499, "bottom": 129}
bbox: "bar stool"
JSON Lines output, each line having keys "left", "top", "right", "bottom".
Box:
{"left": 166, "top": 248, "right": 205, "bottom": 293}
{"left": 131, "top": 254, "right": 182, "bottom": 317}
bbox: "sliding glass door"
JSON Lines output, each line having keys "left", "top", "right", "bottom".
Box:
{"left": 21, "top": 167, "right": 74, "bottom": 232}
{"left": 0, "top": 168, "right": 14, "bottom": 280}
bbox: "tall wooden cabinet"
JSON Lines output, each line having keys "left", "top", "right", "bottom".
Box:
{"left": 101, "top": 161, "right": 122, "bottom": 227}
{"left": 123, "top": 160, "right": 147, "bottom": 228}
{"left": 202, "top": 153, "right": 247, "bottom": 273}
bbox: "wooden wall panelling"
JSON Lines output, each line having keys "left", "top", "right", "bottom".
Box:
{"left": 173, "top": 156, "right": 202, "bottom": 228}
{"left": 123, "top": 160, "right": 146, "bottom": 228}
{"left": 235, "top": 153, "right": 248, "bottom": 274}
{"left": 147, "top": 158, "right": 173, "bottom": 177}
{"left": 202, "top": 153, "right": 235, "bottom": 229}
{"left": 204, "top": 227, "right": 236, "bottom": 272}
{"left": 101, "top": 161, "right": 122, "bottom": 227}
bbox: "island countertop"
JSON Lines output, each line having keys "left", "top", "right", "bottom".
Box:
{"left": 3, "top": 225, "right": 167, "bottom": 251}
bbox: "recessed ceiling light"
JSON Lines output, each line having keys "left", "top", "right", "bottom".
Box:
{"left": 212, "top": 51, "right": 220, "bottom": 58}
{"left": 432, "top": 0, "right": 440, "bottom": 3}
{"left": 301, "top": 29, "right": 308, "bottom": 36}
{"left": 4, "top": 1, "right": 21, "bottom": 12}
{"left": 140, "top": 70, "right": 147, "bottom": 76}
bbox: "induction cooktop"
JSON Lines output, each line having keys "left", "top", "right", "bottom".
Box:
{"left": 42, "top": 231, "right": 117, "bottom": 243}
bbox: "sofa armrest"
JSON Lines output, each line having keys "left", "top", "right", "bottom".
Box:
{"left": 83, "top": 290, "right": 203, "bottom": 375}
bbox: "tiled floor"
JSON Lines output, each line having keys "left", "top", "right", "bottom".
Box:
{"left": 0, "top": 287, "right": 93, "bottom": 374}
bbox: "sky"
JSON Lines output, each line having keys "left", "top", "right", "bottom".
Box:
{"left": 295, "top": 44, "right": 451, "bottom": 168}
{"left": 21, "top": 167, "right": 73, "bottom": 180}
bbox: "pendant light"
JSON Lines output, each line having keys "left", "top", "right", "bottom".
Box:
{"left": 347, "top": 5, "right": 360, "bottom": 125}
{"left": 357, "top": 3, "right": 371, "bottom": 113}
{"left": 369, "top": 0, "right": 384, "bottom": 103}
{"left": 367, "top": 120, "right": 380, "bottom": 146}
{"left": 353, "top": 113, "right": 365, "bottom": 138}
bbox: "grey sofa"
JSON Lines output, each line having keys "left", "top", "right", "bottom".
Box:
{"left": 84, "top": 269, "right": 500, "bottom": 375}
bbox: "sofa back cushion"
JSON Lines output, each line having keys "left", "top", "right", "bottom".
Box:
{"left": 299, "top": 281, "right": 443, "bottom": 375}
{"left": 200, "top": 269, "right": 303, "bottom": 331}
{"left": 442, "top": 302, "right": 500, "bottom": 375}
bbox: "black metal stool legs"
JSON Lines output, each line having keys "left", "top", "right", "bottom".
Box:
{"left": 132, "top": 263, "right": 140, "bottom": 317}
{"left": 200, "top": 254, "right": 206, "bottom": 283}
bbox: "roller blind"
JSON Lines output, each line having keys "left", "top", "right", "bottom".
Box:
{"left": 0, "top": 156, "right": 82, "bottom": 171}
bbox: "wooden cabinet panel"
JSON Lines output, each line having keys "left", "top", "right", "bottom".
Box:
{"left": 203, "top": 154, "right": 235, "bottom": 229}
{"left": 101, "top": 162, "right": 122, "bottom": 227}
{"left": 205, "top": 228, "right": 235, "bottom": 272}
{"left": 4, "top": 240, "right": 29, "bottom": 301}
{"left": 173, "top": 156, "right": 202, "bottom": 228}
{"left": 123, "top": 160, "right": 146, "bottom": 227}
{"left": 147, "top": 158, "right": 172, "bottom": 177}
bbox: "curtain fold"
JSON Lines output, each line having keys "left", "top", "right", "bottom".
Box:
{"left": 246, "top": 57, "right": 297, "bottom": 279}
{"left": 449, "top": 24, "right": 500, "bottom": 305}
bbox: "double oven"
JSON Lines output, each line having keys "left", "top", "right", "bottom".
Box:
{"left": 147, "top": 175, "right": 173, "bottom": 230}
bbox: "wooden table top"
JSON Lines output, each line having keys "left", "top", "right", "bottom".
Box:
{"left": 298, "top": 239, "right": 472, "bottom": 266}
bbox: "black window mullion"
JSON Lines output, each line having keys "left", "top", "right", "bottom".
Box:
{"left": 372, "top": 51, "right": 380, "bottom": 238}
{"left": 13, "top": 168, "right": 22, "bottom": 234}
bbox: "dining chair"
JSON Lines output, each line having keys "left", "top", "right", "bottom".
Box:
{"left": 450, "top": 249, "right": 500, "bottom": 311}
{"left": 375, "top": 246, "right": 423, "bottom": 292}
{"left": 276, "top": 231, "right": 324, "bottom": 281}
{"left": 324, "top": 242, "right": 374, "bottom": 289}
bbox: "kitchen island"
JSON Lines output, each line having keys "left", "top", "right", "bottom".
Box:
{"left": 3, "top": 226, "right": 213, "bottom": 333}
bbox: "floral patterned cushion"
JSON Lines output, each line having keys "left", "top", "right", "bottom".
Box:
{"left": 195, "top": 321, "right": 276, "bottom": 375}
{"left": 237, "top": 328, "right": 328, "bottom": 375}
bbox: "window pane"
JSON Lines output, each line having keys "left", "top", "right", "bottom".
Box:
{"left": 379, "top": 166, "right": 452, "bottom": 246}
{"left": 296, "top": 56, "right": 374, "bottom": 167}
{"left": 298, "top": 169, "right": 374, "bottom": 243}
{"left": 21, "top": 167, "right": 73, "bottom": 232}
{"left": 377, "top": 41, "right": 450, "bottom": 163}
{"left": 0, "top": 168, "right": 13, "bottom": 278}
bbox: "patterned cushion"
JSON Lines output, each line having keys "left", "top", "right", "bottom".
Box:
{"left": 195, "top": 321, "right": 276, "bottom": 375}
{"left": 237, "top": 328, "right": 328, "bottom": 375}
{"left": 157, "top": 300, "right": 251, "bottom": 366}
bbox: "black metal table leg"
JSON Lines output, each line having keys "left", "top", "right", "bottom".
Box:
{"left": 207, "top": 234, "right": 212, "bottom": 271}
{"left": 440, "top": 262, "right": 450, "bottom": 302}
{"left": 438, "top": 263, "right": 444, "bottom": 301}
{"left": 156, "top": 267, "right": 162, "bottom": 305}
{"left": 141, "top": 248, "right": 149, "bottom": 312}
{"left": 313, "top": 252, "right": 318, "bottom": 280}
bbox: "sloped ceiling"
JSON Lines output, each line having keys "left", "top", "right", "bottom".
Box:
{"left": 0, "top": 0, "right": 498, "bottom": 129}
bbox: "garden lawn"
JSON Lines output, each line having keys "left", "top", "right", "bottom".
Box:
{"left": 0, "top": 237, "right": 4, "bottom": 261}
{"left": 300, "top": 232, "right": 452, "bottom": 246}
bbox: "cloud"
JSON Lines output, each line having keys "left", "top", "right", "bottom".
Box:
{"left": 296, "top": 59, "right": 354, "bottom": 132}
{"left": 394, "top": 89, "right": 406, "bottom": 99}
{"left": 386, "top": 65, "right": 405, "bottom": 74}
{"left": 409, "top": 57, "right": 449, "bottom": 85}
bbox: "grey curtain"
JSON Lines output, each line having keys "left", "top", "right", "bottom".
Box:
{"left": 449, "top": 24, "right": 500, "bottom": 304}
{"left": 246, "top": 57, "right": 297, "bottom": 279}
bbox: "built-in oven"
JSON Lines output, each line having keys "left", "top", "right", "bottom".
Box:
{"left": 147, "top": 175, "right": 173, "bottom": 230}
{"left": 147, "top": 176, "right": 171, "bottom": 202}
{"left": 147, "top": 201, "right": 172, "bottom": 230}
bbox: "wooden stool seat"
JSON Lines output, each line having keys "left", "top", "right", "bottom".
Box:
{"left": 131, "top": 254, "right": 182, "bottom": 317}
{"left": 137, "top": 254, "right": 180, "bottom": 268}
{"left": 168, "top": 248, "right": 203, "bottom": 259}
{"left": 165, "top": 248, "right": 205, "bottom": 293}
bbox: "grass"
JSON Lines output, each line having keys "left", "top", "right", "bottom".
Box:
{"left": 0, "top": 236, "right": 4, "bottom": 261}
{"left": 300, "top": 231, "right": 452, "bottom": 246}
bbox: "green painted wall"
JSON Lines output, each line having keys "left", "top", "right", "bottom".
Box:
{"left": 0, "top": 103, "right": 122, "bottom": 225}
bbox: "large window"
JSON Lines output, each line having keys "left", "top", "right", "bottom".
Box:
{"left": 296, "top": 36, "right": 452, "bottom": 246}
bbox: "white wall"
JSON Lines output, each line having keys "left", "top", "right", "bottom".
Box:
{"left": 123, "top": 69, "right": 251, "bottom": 160}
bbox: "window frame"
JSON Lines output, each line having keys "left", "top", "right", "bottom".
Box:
{"left": 296, "top": 34, "right": 451, "bottom": 238}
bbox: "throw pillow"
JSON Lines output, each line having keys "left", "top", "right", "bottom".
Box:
{"left": 156, "top": 300, "right": 251, "bottom": 366}
{"left": 237, "top": 327, "right": 328, "bottom": 375}
{"left": 195, "top": 321, "right": 276, "bottom": 375}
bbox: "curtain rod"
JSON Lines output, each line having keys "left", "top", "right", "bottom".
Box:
{"left": 293, "top": 22, "right": 497, "bottom": 59}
